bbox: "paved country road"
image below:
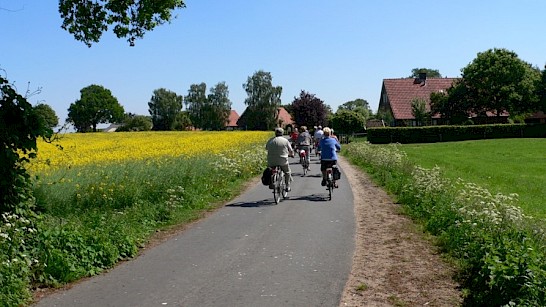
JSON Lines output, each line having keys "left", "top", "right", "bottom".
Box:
{"left": 35, "top": 154, "right": 355, "bottom": 307}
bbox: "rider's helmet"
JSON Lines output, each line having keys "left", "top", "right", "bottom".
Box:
{"left": 275, "top": 127, "right": 284, "bottom": 136}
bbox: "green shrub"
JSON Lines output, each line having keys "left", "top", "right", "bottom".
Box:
{"left": 0, "top": 196, "right": 39, "bottom": 306}
{"left": 367, "top": 123, "right": 546, "bottom": 144}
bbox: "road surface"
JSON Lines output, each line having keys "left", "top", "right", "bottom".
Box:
{"left": 35, "top": 154, "right": 355, "bottom": 307}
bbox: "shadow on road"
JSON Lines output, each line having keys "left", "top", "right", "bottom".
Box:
{"left": 226, "top": 193, "right": 329, "bottom": 208}
{"left": 226, "top": 200, "right": 276, "bottom": 208}
{"left": 287, "top": 194, "right": 329, "bottom": 202}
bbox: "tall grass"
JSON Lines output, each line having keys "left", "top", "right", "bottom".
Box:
{"left": 0, "top": 131, "right": 270, "bottom": 306}
{"left": 345, "top": 141, "right": 546, "bottom": 306}
{"left": 400, "top": 139, "right": 546, "bottom": 218}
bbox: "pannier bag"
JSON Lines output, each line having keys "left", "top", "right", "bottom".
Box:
{"left": 261, "top": 167, "right": 272, "bottom": 186}
{"left": 332, "top": 165, "right": 341, "bottom": 180}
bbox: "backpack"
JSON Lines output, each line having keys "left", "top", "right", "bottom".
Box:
{"left": 261, "top": 167, "right": 272, "bottom": 185}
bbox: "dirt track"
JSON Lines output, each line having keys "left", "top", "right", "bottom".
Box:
{"left": 337, "top": 157, "right": 462, "bottom": 307}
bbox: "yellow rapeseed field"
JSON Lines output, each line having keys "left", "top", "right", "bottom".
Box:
{"left": 30, "top": 131, "right": 271, "bottom": 172}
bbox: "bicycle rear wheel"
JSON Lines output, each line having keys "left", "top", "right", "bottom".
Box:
{"left": 327, "top": 173, "right": 333, "bottom": 201}
{"left": 280, "top": 173, "right": 288, "bottom": 199}
{"left": 273, "top": 173, "right": 281, "bottom": 204}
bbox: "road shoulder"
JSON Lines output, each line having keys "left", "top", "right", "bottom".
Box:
{"left": 337, "top": 156, "right": 462, "bottom": 307}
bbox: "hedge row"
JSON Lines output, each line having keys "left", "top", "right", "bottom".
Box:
{"left": 367, "top": 124, "right": 546, "bottom": 144}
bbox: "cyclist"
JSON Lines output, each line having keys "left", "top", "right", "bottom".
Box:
{"left": 296, "top": 126, "right": 312, "bottom": 170}
{"left": 266, "top": 127, "right": 294, "bottom": 192}
{"left": 330, "top": 128, "right": 339, "bottom": 143}
{"left": 318, "top": 127, "right": 341, "bottom": 187}
{"left": 313, "top": 125, "right": 324, "bottom": 155}
{"left": 290, "top": 127, "right": 299, "bottom": 149}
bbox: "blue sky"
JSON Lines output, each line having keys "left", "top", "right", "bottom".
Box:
{"left": 2, "top": 1, "right": 546, "bottom": 128}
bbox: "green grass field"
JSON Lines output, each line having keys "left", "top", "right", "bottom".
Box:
{"left": 400, "top": 138, "right": 546, "bottom": 217}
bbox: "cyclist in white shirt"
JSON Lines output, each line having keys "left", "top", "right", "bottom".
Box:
{"left": 266, "top": 127, "right": 294, "bottom": 191}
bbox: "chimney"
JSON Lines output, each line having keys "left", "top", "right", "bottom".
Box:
{"left": 418, "top": 72, "right": 427, "bottom": 83}
{"left": 413, "top": 72, "right": 427, "bottom": 85}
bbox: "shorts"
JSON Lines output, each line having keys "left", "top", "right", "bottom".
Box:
{"left": 320, "top": 160, "right": 337, "bottom": 171}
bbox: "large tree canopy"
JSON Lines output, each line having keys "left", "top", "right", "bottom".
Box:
{"left": 459, "top": 48, "right": 540, "bottom": 117}
{"left": 34, "top": 103, "right": 59, "bottom": 129}
{"left": 537, "top": 66, "right": 546, "bottom": 112}
{"left": 240, "top": 71, "right": 282, "bottom": 130}
{"left": 185, "top": 82, "right": 231, "bottom": 130}
{"left": 429, "top": 83, "right": 470, "bottom": 125}
{"left": 148, "top": 88, "right": 183, "bottom": 131}
{"left": 206, "top": 82, "right": 232, "bottom": 130}
{"left": 291, "top": 90, "right": 328, "bottom": 128}
{"left": 330, "top": 109, "right": 366, "bottom": 135}
{"left": 117, "top": 113, "right": 152, "bottom": 132}
{"left": 185, "top": 83, "right": 208, "bottom": 129}
{"left": 337, "top": 98, "right": 372, "bottom": 122}
{"left": 67, "top": 84, "right": 125, "bottom": 132}
{"left": 59, "top": 0, "right": 186, "bottom": 47}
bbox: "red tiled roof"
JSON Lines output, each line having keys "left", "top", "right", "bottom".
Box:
{"left": 277, "top": 107, "right": 294, "bottom": 125}
{"left": 384, "top": 78, "right": 458, "bottom": 120}
{"left": 226, "top": 110, "right": 239, "bottom": 127}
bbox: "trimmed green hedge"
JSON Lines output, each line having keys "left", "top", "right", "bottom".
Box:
{"left": 367, "top": 124, "right": 546, "bottom": 144}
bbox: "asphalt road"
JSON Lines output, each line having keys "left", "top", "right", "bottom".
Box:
{"left": 35, "top": 154, "right": 355, "bottom": 307}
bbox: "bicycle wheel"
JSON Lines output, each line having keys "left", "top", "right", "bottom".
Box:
{"left": 273, "top": 173, "right": 281, "bottom": 204}
{"left": 280, "top": 172, "right": 288, "bottom": 199}
{"left": 327, "top": 173, "right": 333, "bottom": 201}
{"left": 302, "top": 159, "right": 308, "bottom": 176}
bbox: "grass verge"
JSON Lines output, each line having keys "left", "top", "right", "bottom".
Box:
{"left": 400, "top": 138, "right": 546, "bottom": 218}
{"left": 344, "top": 141, "right": 546, "bottom": 306}
{"left": 1, "top": 143, "right": 267, "bottom": 306}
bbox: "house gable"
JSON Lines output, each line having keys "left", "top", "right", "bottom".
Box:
{"left": 226, "top": 110, "right": 239, "bottom": 128}
{"left": 380, "top": 77, "right": 458, "bottom": 121}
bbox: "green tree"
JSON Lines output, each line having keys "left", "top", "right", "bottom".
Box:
{"left": 148, "top": 88, "right": 183, "bottom": 131}
{"left": 206, "top": 82, "right": 232, "bottom": 130}
{"left": 330, "top": 109, "right": 366, "bottom": 134}
{"left": 337, "top": 98, "right": 372, "bottom": 122}
{"left": 536, "top": 66, "right": 546, "bottom": 112}
{"left": 409, "top": 68, "right": 442, "bottom": 78}
{"left": 460, "top": 48, "right": 540, "bottom": 117}
{"left": 59, "top": 0, "right": 186, "bottom": 47}
{"left": 34, "top": 103, "right": 59, "bottom": 129}
{"left": 241, "top": 70, "right": 282, "bottom": 130}
{"left": 185, "top": 83, "right": 208, "bottom": 129}
{"left": 67, "top": 84, "right": 125, "bottom": 132}
{"left": 430, "top": 82, "right": 472, "bottom": 125}
{"left": 1, "top": 76, "right": 52, "bottom": 213}
{"left": 411, "top": 98, "right": 428, "bottom": 126}
{"left": 291, "top": 90, "right": 328, "bottom": 128}
{"left": 173, "top": 111, "right": 192, "bottom": 130}
{"left": 117, "top": 113, "right": 152, "bottom": 131}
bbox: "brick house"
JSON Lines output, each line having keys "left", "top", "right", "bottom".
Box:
{"left": 226, "top": 110, "right": 240, "bottom": 130}
{"left": 377, "top": 73, "right": 510, "bottom": 126}
{"left": 236, "top": 106, "right": 294, "bottom": 131}
{"left": 276, "top": 107, "right": 295, "bottom": 133}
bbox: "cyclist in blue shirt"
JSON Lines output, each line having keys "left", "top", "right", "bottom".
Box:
{"left": 318, "top": 127, "right": 341, "bottom": 186}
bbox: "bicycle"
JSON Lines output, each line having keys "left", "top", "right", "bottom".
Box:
{"left": 298, "top": 148, "right": 310, "bottom": 176}
{"left": 324, "top": 165, "right": 339, "bottom": 201}
{"left": 270, "top": 166, "right": 288, "bottom": 204}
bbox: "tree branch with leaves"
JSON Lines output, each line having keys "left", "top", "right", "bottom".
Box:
{"left": 58, "top": 0, "right": 186, "bottom": 47}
